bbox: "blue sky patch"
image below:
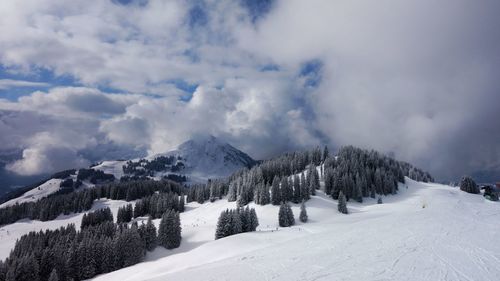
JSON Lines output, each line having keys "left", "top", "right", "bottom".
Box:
{"left": 0, "top": 65, "right": 80, "bottom": 101}
{"left": 299, "top": 59, "right": 323, "bottom": 88}
{"left": 260, "top": 64, "right": 280, "bottom": 72}
{"left": 240, "top": 0, "right": 275, "bottom": 23}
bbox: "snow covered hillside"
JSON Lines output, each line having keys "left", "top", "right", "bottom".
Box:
{"left": 85, "top": 178, "right": 500, "bottom": 281}
{"left": 0, "top": 136, "right": 255, "bottom": 207}
{"left": 0, "top": 178, "right": 62, "bottom": 208}
{"left": 155, "top": 135, "right": 256, "bottom": 178}
{"left": 0, "top": 199, "right": 131, "bottom": 260}
{"left": 94, "top": 135, "right": 256, "bottom": 182}
{"left": 1, "top": 163, "right": 498, "bottom": 281}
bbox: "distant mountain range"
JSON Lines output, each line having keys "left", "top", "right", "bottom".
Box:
{"left": 0, "top": 136, "right": 256, "bottom": 205}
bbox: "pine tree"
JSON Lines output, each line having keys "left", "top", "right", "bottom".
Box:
{"left": 292, "top": 174, "right": 301, "bottom": 203}
{"left": 0, "top": 260, "right": 5, "bottom": 281}
{"left": 178, "top": 195, "right": 185, "bottom": 212}
{"left": 322, "top": 145, "right": 329, "bottom": 162}
{"left": 229, "top": 210, "right": 243, "bottom": 235}
{"left": 139, "top": 216, "right": 158, "bottom": 251}
{"left": 271, "top": 176, "right": 282, "bottom": 205}
{"left": 281, "top": 177, "right": 292, "bottom": 202}
{"left": 338, "top": 191, "right": 348, "bottom": 214}
{"left": 227, "top": 182, "right": 237, "bottom": 202}
{"left": 308, "top": 166, "right": 319, "bottom": 196}
{"left": 278, "top": 203, "right": 295, "bottom": 227}
{"left": 460, "top": 176, "right": 479, "bottom": 194}
{"left": 114, "top": 227, "right": 144, "bottom": 268}
{"left": 377, "top": 197, "right": 383, "bottom": 204}
{"left": 249, "top": 208, "right": 259, "bottom": 231}
{"left": 324, "top": 167, "right": 334, "bottom": 195}
{"left": 260, "top": 184, "right": 271, "bottom": 205}
{"left": 215, "top": 210, "right": 229, "bottom": 239}
{"left": 48, "top": 268, "right": 59, "bottom": 281}
{"left": 117, "top": 204, "right": 133, "bottom": 223}
{"left": 158, "top": 210, "right": 182, "bottom": 249}
{"left": 299, "top": 202, "right": 308, "bottom": 223}
{"left": 300, "top": 173, "right": 310, "bottom": 201}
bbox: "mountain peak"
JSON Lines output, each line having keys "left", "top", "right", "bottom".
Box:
{"left": 149, "top": 135, "right": 256, "bottom": 180}
{"left": 178, "top": 134, "right": 222, "bottom": 149}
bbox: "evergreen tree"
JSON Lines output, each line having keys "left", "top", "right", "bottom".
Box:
{"left": 460, "top": 176, "right": 479, "bottom": 194}
{"left": 377, "top": 197, "right": 383, "bottom": 204}
{"left": 48, "top": 268, "right": 59, "bottom": 281}
{"left": 307, "top": 166, "right": 319, "bottom": 196}
{"left": 300, "top": 173, "right": 310, "bottom": 201}
{"left": 215, "top": 210, "right": 229, "bottom": 239}
{"left": 299, "top": 202, "right": 308, "bottom": 223}
{"left": 322, "top": 145, "right": 329, "bottom": 162}
{"left": 158, "top": 210, "right": 182, "bottom": 249}
{"left": 338, "top": 191, "right": 348, "bottom": 214}
{"left": 278, "top": 203, "right": 295, "bottom": 227}
{"left": 249, "top": 208, "right": 259, "bottom": 231}
{"left": 271, "top": 176, "right": 282, "bottom": 205}
{"left": 139, "top": 216, "right": 158, "bottom": 251}
{"left": 292, "top": 174, "right": 301, "bottom": 203}
{"left": 281, "top": 177, "right": 292, "bottom": 202}
{"left": 117, "top": 204, "right": 133, "bottom": 223}
{"left": 0, "top": 260, "right": 5, "bottom": 281}
{"left": 229, "top": 210, "right": 243, "bottom": 235}
{"left": 227, "top": 182, "right": 237, "bottom": 202}
{"left": 178, "top": 195, "right": 185, "bottom": 212}
{"left": 324, "top": 167, "right": 334, "bottom": 195}
{"left": 260, "top": 184, "right": 271, "bottom": 205}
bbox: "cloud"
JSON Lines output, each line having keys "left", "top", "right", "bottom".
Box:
{"left": 0, "top": 87, "right": 147, "bottom": 175}
{"left": 6, "top": 137, "right": 90, "bottom": 176}
{"left": 0, "top": 0, "right": 499, "bottom": 181}
{"left": 0, "top": 79, "right": 49, "bottom": 90}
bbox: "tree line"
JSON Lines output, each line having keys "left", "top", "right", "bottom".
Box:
{"left": 0, "top": 179, "right": 183, "bottom": 226}
{"left": 323, "top": 146, "right": 433, "bottom": 202}
{"left": 215, "top": 206, "right": 259, "bottom": 239}
{"left": 0, "top": 207, "right": 181, "bottom": 281}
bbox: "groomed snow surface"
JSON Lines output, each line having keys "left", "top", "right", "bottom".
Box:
{"left": 1, "top": 178, "right": 499, "bottom": 281}
{"left": 0, "top": 178, "right": 63, "bottom": 208}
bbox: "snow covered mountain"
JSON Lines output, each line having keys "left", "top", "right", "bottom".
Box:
{"left": 95, "top": 135, "right": 256, "bottom": 182}
{"left": 155, "top": 135, "right": 256, "bottom": 178}
{"left": 0, "top": 136, "right": 255, "bottom": 206}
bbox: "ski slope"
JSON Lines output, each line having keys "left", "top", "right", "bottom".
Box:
{"left": 90, "top": 178, "right": 500, "bottom": 281}
{"left": 0, "top": 199, "right": 131, "bottom": 260}
{"left": 0, "top": 178, "right": 62, "bottom": 208}
{"left": 1, "top": 178, "right": 498, "bottom": 281}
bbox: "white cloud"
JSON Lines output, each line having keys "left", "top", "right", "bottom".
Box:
{"left": 0, "top": 0, "right": 499, "bottom": 180}
{"left": 0, "top": 79, "right": 49, "bottom": 90}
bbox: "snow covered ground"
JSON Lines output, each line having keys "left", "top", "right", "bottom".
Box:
{"left": 93, "top": 160, "right": 128, "bottom": 180}
{"left": 1, "top": 178, "right": 499, "bottom": 281}
{"left": 0, "top": 178, "right": 62, "bottom": 208}
{"left": 0, "top": 199, "right": 131, "bottom": 260}
{"left": 90, "top": 178, "right": 500, "bottom": 281}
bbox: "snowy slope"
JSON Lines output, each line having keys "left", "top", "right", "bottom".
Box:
{"left": 0, "top": 171, "right": 98, "bottom": 208}
{"left": 0, "top": 178, "right": 62, "bottom": 208}
{"left": 0, "top": 199, "right": 131, "bottom": 260}
{"left": 1, "top": 177, "right": 498, "bottom": 281}
{"left": 155, "top": 135, "right": 256, "bottom": 179}
{"left": 90, "top": 178, "right": 500, "bottom": 281}
{"left": 93, "top": 135, "right": 256, "bottom": 182}
{"left": 93, "top": 160, "right": 127, "bottom": 180}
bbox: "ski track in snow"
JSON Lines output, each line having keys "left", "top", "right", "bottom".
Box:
{"left": 1, "top": 177, "right": 499, "bottom": 281}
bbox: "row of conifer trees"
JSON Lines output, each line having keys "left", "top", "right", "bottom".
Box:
{"left": 0, "top": 207, "right": 181, "bottom": 281}
{"left": 0, "top": 179, "right": 182, "bottom": 226}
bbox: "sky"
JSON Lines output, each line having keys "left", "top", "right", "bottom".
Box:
{"left": 0, "top": 0, "right": 499, "bottom": 185}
